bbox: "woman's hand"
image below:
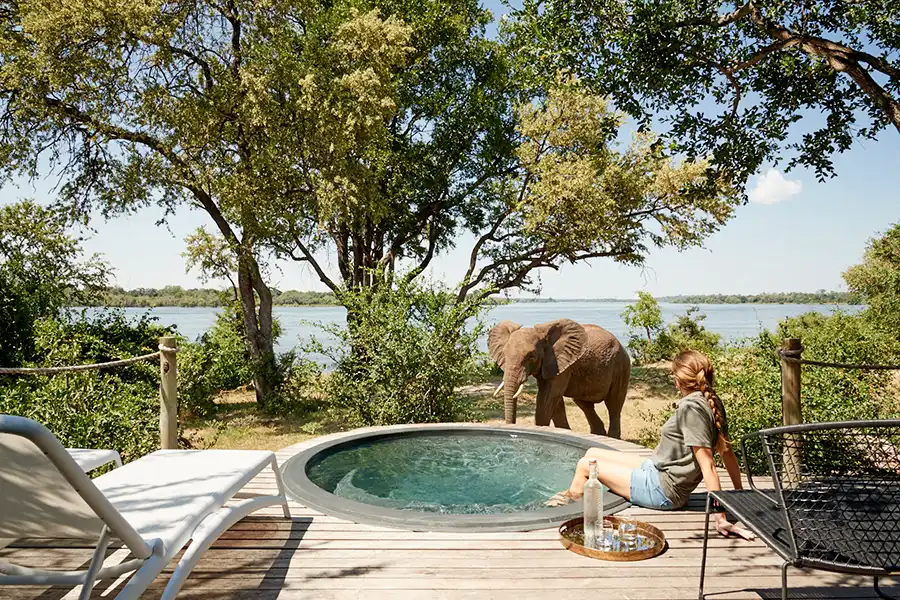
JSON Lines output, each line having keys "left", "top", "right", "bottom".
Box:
{"left": 714, "top": 513, "right": 756, "bottom": 540}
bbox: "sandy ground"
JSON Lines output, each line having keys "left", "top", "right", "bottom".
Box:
{"left": 183, "top": 365, "right": 678, "bottom": 450}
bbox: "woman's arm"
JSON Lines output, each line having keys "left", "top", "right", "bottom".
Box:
{"left": 721, "top": 448, "right": 744, "bottom": 490}
{"left": 692, "top": 447, "right": 755, "bottom": 541}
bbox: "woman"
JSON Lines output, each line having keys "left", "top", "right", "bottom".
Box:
{"left": 547, "top": 349, "right": 755, "bottom": 540}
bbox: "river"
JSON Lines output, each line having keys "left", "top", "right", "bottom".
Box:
{"left": 85, "top": 302, "right": 861, "bottom": 365}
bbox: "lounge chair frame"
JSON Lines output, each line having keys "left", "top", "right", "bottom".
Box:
{"left": 0, "top": 415, "right": 291, "bottom": 600}
{"left": 698, "top": 419, "right": 900, "bottom": 600}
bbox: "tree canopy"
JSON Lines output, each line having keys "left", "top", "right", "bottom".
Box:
{"left": 506, "top": 0, "right": 900, "bottom": 183}
{"left": 844, "top": 223, "right": 900, "bottom": 331}
{"left": 0, "top": 0, "right": 741, "bottom": 399}
{"left": 0, "top": 200, "right": 107, "bottom": 366}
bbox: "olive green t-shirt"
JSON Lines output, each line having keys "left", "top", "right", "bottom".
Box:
{"left": 650, "top": 391, "right": 727, "bottom": 508}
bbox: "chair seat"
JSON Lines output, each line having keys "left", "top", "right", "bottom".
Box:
{"left": 93, "top": 450, "right": 274, "bottom": 555}
{"left": 712, "top": 489, "right": 793, "bottom": 561}
{"left": 713, "top": 487, "right": 900, "bottom": 575}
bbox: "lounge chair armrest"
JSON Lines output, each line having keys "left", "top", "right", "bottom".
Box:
{"left": 739, "top": 431, "right": 782, "bottom": 509}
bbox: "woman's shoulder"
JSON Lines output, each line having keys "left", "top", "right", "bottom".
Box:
{"left": 677, "top": 392, "right": 714, "bottom": 417}
{"left": 677, "top": 391, "right": 707, "bottom": 408}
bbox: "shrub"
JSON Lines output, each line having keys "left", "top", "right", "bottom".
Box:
{"left": 309, "top": 279, "right": 486, "bottom": 426}
{"left": 178, "top": 302, "right": 255, "bottom": 417}
{"left": 264, "top": 353, "right": 325, "bottom": 417}
{"left": 637, "top": 311, "right": 900, "bottom": 474}
{"left": 0, "top": 310, "right": 169, "bottom": 462}
{"left": 623, "top": 295, "right": 720, "bottom": 364}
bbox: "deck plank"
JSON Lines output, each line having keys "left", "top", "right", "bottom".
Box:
{"left": 2, "top": 425, "right": 897, "bottom": 599}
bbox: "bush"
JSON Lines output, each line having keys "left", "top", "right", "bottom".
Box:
{"left": 309, "top": 279, "right": 486, "bottom": 426}
{"left": 264, "top": 353, "right": 325, "bottom": 417}
{"left": 623, "top": 296, "right": 720, "bottom": 364}
{"left": 0, "top": 310, "right": 169, "bottom": 463}
{"left": 178, "top": 302, "right": 255, "bottom": 417}
{"left": 637, "top": 311, "right": 900, "bottom": 474}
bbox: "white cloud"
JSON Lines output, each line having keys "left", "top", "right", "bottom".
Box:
{"left": 748, "top": 168, "right": 803, "bottom": 205}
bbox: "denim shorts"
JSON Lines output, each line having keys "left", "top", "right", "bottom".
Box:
{"left": 629, "top": 459, "right": 674, "bottom": 510}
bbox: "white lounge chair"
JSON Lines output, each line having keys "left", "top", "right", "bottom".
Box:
{"left": 67, "top": 448, "right": 123, "bottom": 472}
{"left": 0, "top": 414, "right": 292, "bottom": 599}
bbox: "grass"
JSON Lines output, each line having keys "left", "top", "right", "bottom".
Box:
{"left": 182, "top": 365, "right": 679, "bottom": 451}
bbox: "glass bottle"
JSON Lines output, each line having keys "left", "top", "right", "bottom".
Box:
{"left": 583, "top": 459, "right": 600, "bottom": 549}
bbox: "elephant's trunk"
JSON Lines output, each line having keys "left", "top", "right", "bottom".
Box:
{"left": 503, "top": 368, "right": 525, "bottom": 424}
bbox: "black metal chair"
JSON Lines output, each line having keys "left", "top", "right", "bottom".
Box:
{"left": 698, "top": 419, "right": 900, "bottom": 600}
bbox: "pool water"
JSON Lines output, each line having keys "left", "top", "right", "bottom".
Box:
{"left": 305, "top": 434, "right": 596, "bottom": 514}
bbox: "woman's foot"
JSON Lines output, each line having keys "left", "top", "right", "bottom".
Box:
{"left": 545, "top": 490, "right": 579, "bottom": 507}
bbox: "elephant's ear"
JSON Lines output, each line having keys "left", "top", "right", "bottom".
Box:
{"left": 538, "top": 319, "right": 587, "bottom": 379}
{"left": 488, "top": 321, "right": 521, "bottom": 367}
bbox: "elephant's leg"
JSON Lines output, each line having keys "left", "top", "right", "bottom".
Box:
{"left": 573, "top": 398, "right": 606, "bottom": 436}
{"left": 535, "top": 375, "right": 570, "bottom": 427}
{"left": 604, "top": 372, "right": 630, "bottom": 440}
{"left": 551, "top": 398, "right": 570, "bottom": 429}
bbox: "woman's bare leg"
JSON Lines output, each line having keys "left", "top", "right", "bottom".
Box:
{"left": 566, "top": 448, "right": 646, "bottom": 500}
{"left": 583, "top": 447, "right": 646, "bottom": 470}
{"left": 567, "top": 456, "right": 634, "bottom": 499}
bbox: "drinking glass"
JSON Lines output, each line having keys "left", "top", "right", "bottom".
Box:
{"left": 618, "top": 520, "right": 637, "bottom": 551}
{"left": 599, "top": 518, "right": 614, "bottom": 550}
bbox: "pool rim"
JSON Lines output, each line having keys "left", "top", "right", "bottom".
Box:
{"left": 279, "top": 423, "right": 631, "bottom": 532}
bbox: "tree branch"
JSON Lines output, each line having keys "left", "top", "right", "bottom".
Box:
{"left": 130, "top": 33, "right": 215, "bottom": 91}
{"left": 288, "top": 234, "right": 339, "bottom": 293}
{"left": 732, "top": 38, "right": 801, "bottom": 72}
{"left": 748, "top": 9, "right": 900, "bottom": 133}
{"left": 39, "top": 95, "right": 244, "bottom": 248}
{"left": 670, "top": 1, "right": 754, "bottom": 29}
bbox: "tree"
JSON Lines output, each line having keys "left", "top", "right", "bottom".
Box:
{"left": 621, "top": 291, "right": 664, "bottom": 342}
{"left": 452, "top": 83, "right": 738, "bottom": 303}
{"left": 0, "top": 200, "right": 107, "bottom": 366}
{"left": 0, "top": 0, "right": 739, "bottom": 404}
{"left": 0, "top": 0, "right": 413, "bottom": 406}
{"left": 506, "top": 0, "right": 900, "bottom": 183}
{"left": 844, "top": 223, "right": 900, "bottom": 331}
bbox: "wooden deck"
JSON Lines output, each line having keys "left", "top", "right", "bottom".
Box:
{"left": 3, "top": 425, "right": 898, "bottom": 599}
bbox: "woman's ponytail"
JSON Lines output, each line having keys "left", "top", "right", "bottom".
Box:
{"left": 674, "top": 352, "right": 731, "bottom": 454}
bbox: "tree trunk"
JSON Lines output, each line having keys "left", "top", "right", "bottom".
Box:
{"left": 236, "top": 252, "right": 278, "bottom": 409}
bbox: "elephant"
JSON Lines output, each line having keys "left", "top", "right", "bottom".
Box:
{"left": 487, "top": 318, "right": 631, "bottom": 438}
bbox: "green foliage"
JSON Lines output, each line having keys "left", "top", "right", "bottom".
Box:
{"left": 658, "top": 291, "right": 857, "bottom": 305}
{"left": 178, "top": 303, "right": 256, "bottom": 418}
{"left": 97, "top": 286, "right": 339, "bottom": 307}
{"left": 622, "top": 294, "right": 720, "bottom": 364}
{"left": 506, "top": 0, "right": 900, "bottom": 183}
{"left": 311, "top": 278, "right": 485, "bottom": 426}
{"left": 716, "top": 311, "right": 900, "bottom": 474}
{"left": 264, "top": 356, "right": 325, "bottom": 418}
{"left": 844, "top": 223, "right": 900, "bottom": 331}
{"left": 0, "top": 311, "right": 169, "bottom": 462}
{"left": 621, "top": 292, "right": 664, "bottom": 342}
{"left": 0, "top": 200, "right": 108, "bottom": 367}
{"left": 457, "top": 84, "right": 740, "bottom": 300}
{"left": 665, "top": 307, "right": 722, "bottom": 356}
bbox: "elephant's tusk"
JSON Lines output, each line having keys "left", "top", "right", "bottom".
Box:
{"left": 493, "top": 381, "right": 504, "bottom": 397}
{"left": 513, "top": 383, "right": 525, "bottom": 399}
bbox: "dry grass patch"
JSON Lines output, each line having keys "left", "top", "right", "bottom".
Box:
{"left": 183, "top": 366, "right": 678, "bottom": 451}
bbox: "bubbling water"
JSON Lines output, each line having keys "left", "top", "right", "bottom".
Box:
{"left": 306, "top": 434, "right": 595, "bottom": 514}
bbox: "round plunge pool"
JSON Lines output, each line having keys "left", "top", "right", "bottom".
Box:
{"left": 279, "top": 425, "right": 630, "bottom": 532}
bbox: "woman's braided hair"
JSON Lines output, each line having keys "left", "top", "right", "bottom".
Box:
{"left": 672, "top": 350, "right": 731, "bottom": 453}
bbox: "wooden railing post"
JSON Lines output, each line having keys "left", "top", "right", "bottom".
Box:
{"left": 159, "top": 336, "right": 178, "bottom": 449}
{"left": 780, "top": 338, "right": 803, "bottom": 485}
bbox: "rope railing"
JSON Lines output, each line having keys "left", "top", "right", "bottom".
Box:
{"left": 776, "top": 348, "right": 900, "bottom": 371}
{"left": 0, "top": 337, "right": 180, "bottom": 450}
{"left": 0, "top": 345, "right": 179, "bottom": 376}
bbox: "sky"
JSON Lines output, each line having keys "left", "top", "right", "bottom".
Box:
{"left": 2, "top": 4, "right": 899, "bottom": 299}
